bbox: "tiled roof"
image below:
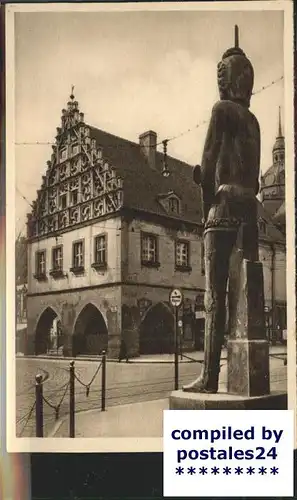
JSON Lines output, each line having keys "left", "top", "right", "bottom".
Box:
{"left": 273, "top": 201, "right": 286, "bottom": 226}
{"left": 257, "top": 201, "right": 285, "bottom": 244}
{"left": 89, "top": 126, "right": 286, "bottom": 244}
{"left": 88, "top": 125, "right": 285, "bottom": 245}
{"left": 89, "top": 126, "right": 203, "bottom": 225}
{"left": 262, "top": 163, "right": 285, "bottom": 185}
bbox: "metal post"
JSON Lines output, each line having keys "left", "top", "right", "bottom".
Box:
{"left": 35, "top": 374, "right": 43, "bottom": 437}
{"left": 69, "top": 361, "right": 75, "bottom": 438}
{"left": 179, "top": 322, "right": 183, "bottom": 360}
{"left": 101, "top": 350, "right": 106, "bottom": 411}
{"left": 174, "top": 308, "right": 179, "bottom": 390}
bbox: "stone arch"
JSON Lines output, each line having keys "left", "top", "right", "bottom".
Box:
{"left": 139, "top": 302, "right": 174, "bottom": 354}
{"left": 72, "top": 303, "right": 108, "bottom": 356}
{"left": 35, "top": 306, "right": 60, "bottom": 355}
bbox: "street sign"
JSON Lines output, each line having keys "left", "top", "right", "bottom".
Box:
{"left": 169, "top": 288, "right": 183, "bottom": 308}
{"left": 178, "top": 320, "right": 183, "bottom": 328}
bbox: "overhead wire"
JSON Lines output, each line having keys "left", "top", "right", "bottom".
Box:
{"left": 14, "top": 73, "right": 285, "bottom": 244}
{"left": 14, "top": 75, "right": 283, "bottom": 149}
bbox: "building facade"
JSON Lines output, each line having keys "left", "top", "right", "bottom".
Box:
{"left": 25, "top": 94, "right": 287, "bottom": 358}
{"left": 260, "top": 107, "right": 286, "bottom": 236}
{"left": 259, "top": 108, "right": 287, "bottom": 342}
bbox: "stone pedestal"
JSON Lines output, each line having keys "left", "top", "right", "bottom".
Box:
{"left": 227, "top": 259, "right": 270, "bottom": 397}
{"left": 169, "top": 390, "right": 287, "bottom": 410}
{"left": 227, "top": 339, "right": 269, "bottom": 396}
{"left": 169, "top": 259, "right": 287, "bottom": 410}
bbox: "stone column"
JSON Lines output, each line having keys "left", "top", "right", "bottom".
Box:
{"left": 61, "top": 303, "right": 76, "bottom": 357}
{"left": 106, "top": 307, "right": 121, "bottom": 359}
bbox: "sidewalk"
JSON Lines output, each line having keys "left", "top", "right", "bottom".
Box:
{"left": 18, "top": 344, "right": 286, "bottom": 364}
{"left": 51, "top": 398, "right": 168, "bottom": 438}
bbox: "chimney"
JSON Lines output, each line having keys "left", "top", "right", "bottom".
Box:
{"left": 139, "top": 130, "right": 157, "bottom": 169}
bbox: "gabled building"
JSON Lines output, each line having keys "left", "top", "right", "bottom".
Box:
{"left": 26, "top": 93, "right": 206, "bottom": 358}
{"left": 25, "top": 93, "right": 287, "bottom": 357}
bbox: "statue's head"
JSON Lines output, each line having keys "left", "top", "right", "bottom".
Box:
{"left": 217, "top": 26, "right": 254, "bottom": 108}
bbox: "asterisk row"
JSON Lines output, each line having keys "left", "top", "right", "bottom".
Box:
{"left": 175, "top": 466, "right": 279, "bottom": 476}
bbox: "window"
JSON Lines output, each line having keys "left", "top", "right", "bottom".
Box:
{"left": 70, "top": 189, "right": 78, "bottom": 206}
{"left": 72, "top": 240, "right": 84, "bottom": 271}
{"left": 35, "top": 250, "right": 46, "bottom": 278}
{"left": 93, "top": 234, "right": 107, "bottom": 268}
{"left": 201, "top": 241, "right": 205, "bottom": 276}
{"left": 59, "top": 193, "right": 67, "bottom": 210}
{"left": 175, "top": 240, "right": 190, "bottom": 270}
{"left": 52, "top": 246, "right": 63, "bottom": 271}
{"left": 72, "top": 144, "right": 79, "bottom": 156}
{"left": 168, "top": 197, "right": 180, "bottom": 214}
{"left": 141, "top": 233, "right": 159, "bottom": 267}
{"left": 60, "top": 148, "right": 67, "bottom": 161}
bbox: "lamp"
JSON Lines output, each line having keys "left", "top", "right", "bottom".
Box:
{"left": 161, "top": 139, "right": 170, "bottom": 177}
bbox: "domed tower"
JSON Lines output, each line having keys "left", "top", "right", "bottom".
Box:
{"left": 259, "top": 107, "right": 285, "bottom": 217}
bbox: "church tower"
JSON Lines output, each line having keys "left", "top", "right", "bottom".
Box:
{"left": 260, "top": 107, "right": 285, "bottom": 220}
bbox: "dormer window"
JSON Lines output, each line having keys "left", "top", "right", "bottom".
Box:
{"left": 169, "top": 197, "right": 180, "bottom": 214}
{"left": 158, "top": 192, "right": 181, "bottom": 215}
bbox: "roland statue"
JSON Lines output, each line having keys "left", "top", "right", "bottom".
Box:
{"left": 183, "top": 26, "right": 261, "bottom": 394}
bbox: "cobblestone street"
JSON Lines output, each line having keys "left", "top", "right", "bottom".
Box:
{"left": 16, "top": 347, "right": 287, "bottom": 438}
{"left": 16, "top": 356, "right": 203, "bottom": 437}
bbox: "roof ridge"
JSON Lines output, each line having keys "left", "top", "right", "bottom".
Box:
{"left": 88, "top": 123, "right": 194, "bottom": 167}
{"left": 88, "top": 123, "right": 140, "bottom": 148}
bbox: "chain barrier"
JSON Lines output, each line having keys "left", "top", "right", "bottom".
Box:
{"left": 31, "top": 352, "right": 107, "bottom": 438}
{"left": 42, "top": 381, "right": 70, "bottom": 421}
{"left": 18, "top": 401, "right": 36, "bottom": 437}
{"left": 26, "top": 348, "right": 285, "bottom": 437}
{"left": 74, "top": 360, "right": 102, "bottom": 397}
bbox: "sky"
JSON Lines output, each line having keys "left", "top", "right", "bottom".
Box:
{"left": 14, "top": 8, "right": 285, "bottom": 236}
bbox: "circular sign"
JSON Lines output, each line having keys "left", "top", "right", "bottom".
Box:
{"left": 178, "top": 320, "right": 183, "bottom": 328}
{"left": 169, "top": 288, "right": 183, "bottom": 308}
